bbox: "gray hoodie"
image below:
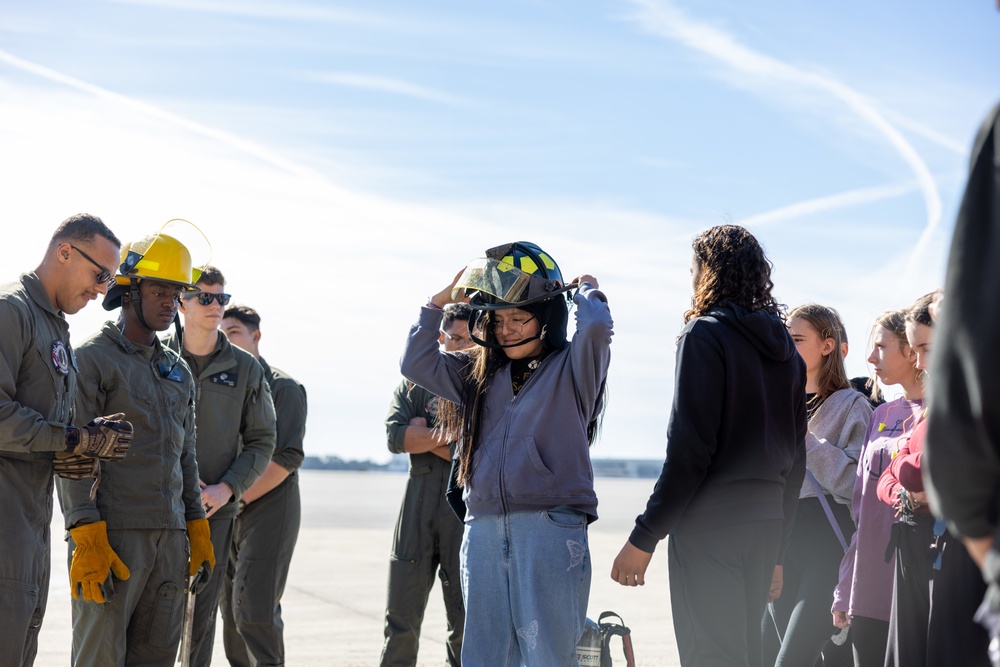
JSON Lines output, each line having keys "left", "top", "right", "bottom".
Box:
{"left": 400, "top": 283, "right": 613, "bottom": 521}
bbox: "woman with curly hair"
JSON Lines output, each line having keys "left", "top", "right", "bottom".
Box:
{"left": 612, "top": 224, "right": 807, "bottom": 667}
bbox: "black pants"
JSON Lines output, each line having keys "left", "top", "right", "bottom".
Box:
{"left": 762, "top": 497, "right": 854, "bottom": 667}
{"left": 927, "top": 533, "right": 990, "bottom": 666}
{"left": 669, "top": 519, "right": 782, "bottom": 667}
{"left": 849, "top": 615, "right": 888, "bottom": 667}
{"left": 885, "top": 515, "right": 935, "bottom": 667}
{"left": 885, "top": 516, "right": 992, "bottom": 667}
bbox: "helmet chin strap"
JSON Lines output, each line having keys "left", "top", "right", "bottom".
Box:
{"left": 127, "top": 278, "right": 153, "bottom": 332}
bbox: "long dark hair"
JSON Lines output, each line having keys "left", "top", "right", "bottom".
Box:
{"left": 686, "top": 224, "right": 783, "bottom": 323}
{"left": 439, "top": 297, "right": 605, "bottom": 488}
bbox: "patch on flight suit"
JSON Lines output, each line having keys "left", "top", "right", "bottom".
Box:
{"left": 425, "top": 395, "right": 439, "bottom": 419}
{"left": 158, "top": 361, "right": 187, "bottom": 382}
{"left": 210, "top": 371, "right": 238, "bottom": 387}
{"left": 51, "top": 339, "right": 70, "bottom": 375}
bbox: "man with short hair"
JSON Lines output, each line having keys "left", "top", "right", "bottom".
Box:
{"left": 57, "top": 227, "right": 213, "bottom": 666}
{"left": 220, "top": 304, "right": 307, "bottom": 667}
{"left": 0, "top": 213, "right": 126, "bottom": 667}
{"left": 379, "top": 302, "right": 472, "bottom": 667}
{"left": 165, "top": 267, "right": 276, "bottom": 666}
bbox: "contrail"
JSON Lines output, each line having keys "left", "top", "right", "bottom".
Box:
{"left": 0, "top": 48, "right": 326, "bottom": 186}
{"left": 626, "top": 0, "right": 943, "bottom": 276}
{"left": 742, "top": 183, "right": 915, "bottom": 229}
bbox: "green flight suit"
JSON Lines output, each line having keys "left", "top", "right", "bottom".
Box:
{"left": 221, "top": 358, "right": 306, "bottom": 667}
{"left": 379, "top": 381, "right": 464, "bottom": 667}
{"left": 163, "top": 330, "right": 276, "bottom": 667}
{"left": 56, "top": 321, "right": 203, "bottom": 667}
{"left": 0, "top": 273, "right": 76, "bottom": 667}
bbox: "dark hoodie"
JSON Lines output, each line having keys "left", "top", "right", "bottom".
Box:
{"left": 630, "top": 301, "right": 807, "bottom": 563}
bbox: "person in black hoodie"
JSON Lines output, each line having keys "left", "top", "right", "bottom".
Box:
{"left": 611, "top": 224, "right": 807, "bottom": 667}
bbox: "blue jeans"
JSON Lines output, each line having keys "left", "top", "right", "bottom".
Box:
{"left": 461, "top": 508, "right": 591, "bottom": 667}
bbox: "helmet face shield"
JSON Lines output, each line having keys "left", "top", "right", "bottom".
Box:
{"left": 452, "top": 257, "right": 535, "bottom": 304}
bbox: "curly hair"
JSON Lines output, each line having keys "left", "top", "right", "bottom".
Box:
{"left": 685, "top": 224, "right": 782, "bottom": 323}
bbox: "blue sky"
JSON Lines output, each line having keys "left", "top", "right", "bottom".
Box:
{"left": 1, "top": 0, "right": 997, "bottom": 461}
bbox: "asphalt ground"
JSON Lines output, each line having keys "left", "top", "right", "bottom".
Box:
{"left": 35, "top": 470, "right": 681, "bottom": 666}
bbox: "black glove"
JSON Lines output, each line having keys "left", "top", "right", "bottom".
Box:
{"left": 66, "top": 413, "right": 133, "bottom": 461}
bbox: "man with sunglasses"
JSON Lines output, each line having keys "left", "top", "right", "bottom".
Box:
{"left": 379, "top": 302, "right": 472, "bottom": 667}
{"left": 165, "top": 266, "right": 276, "bottom": 667}
{"left": 0, "top": 213, "right": 126, "bottom": 667}
{"left": 219, "top": 304, "right": 307, "bottom": 667}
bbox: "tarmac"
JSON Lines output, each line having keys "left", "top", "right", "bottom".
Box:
{"left": 35, "top": 470, "right": 682, "bottom": 666}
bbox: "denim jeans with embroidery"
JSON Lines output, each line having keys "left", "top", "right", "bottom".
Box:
{"left": 460, "top": 507, "right": 591, "bottom": 667}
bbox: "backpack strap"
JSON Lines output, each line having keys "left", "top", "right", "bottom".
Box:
{"left": 598, "top": 611, "right": 635, "bottom": 667}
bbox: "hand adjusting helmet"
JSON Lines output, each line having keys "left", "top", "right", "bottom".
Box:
{"left": 453, "top": 241, "right": 574, "bottom": 350}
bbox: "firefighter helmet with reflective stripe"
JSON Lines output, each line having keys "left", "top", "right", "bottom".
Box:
{"left": 454, "top": 241, "right": 571, "bottom": 310}
{"left": 103, "top": 232, "right": 201, "bottom": 311}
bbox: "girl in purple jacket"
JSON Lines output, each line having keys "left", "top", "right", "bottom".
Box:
{"left": 401, "top": 241, "right": 612, "bottom": 667}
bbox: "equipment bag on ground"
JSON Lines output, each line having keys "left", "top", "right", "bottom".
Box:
{"left": 577, "top": 610, "right": 636, "bottom": 666}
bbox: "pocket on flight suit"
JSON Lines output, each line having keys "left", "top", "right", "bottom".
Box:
{"left": 144, "top": 581, "right": 184, "bottom": 649}
{"left": 0, "top": 578, "right": 39, "bottom": 642}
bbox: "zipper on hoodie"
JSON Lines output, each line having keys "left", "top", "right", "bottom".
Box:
{"left": 496, "top": 356, "right": 549, "bottom": 516}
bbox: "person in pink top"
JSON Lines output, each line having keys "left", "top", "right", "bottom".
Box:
{"left": 831, "top": 309, "right": 923, "bottom": 667}
{"left": 876, "top": 292, "right": 990, "bottom": 667}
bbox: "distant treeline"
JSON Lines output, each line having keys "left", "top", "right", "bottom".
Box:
{"left": 301, "top": 455, "right": 662, "bottom": 478}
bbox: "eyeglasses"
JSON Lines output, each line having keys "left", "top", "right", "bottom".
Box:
{"left": 185, "top": 292, "right": 232, "bottom": 307}
{"left": 492, "top": 315, "right": 536, "bottom": 334}
{"left": 70, "top": 245, "right": 117, "bottom": 289}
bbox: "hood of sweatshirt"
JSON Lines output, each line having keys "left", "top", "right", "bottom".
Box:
{"left": 707, "top": 301, "right": 796, "bottom": 363}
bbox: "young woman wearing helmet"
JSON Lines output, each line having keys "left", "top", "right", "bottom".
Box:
{"left": 400, "top": 241, "right": 612, "bottom": 666}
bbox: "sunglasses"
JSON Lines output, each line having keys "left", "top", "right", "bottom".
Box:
{"left": 185, "top": 292, "right": 232, "bottom": 307}
{"left": 70, "top": 245, "right": 117, "bottom": 289}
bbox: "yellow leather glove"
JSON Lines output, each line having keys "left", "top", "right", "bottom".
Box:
{"left": 68, "top": 520, "right": 130, "bottom": 603}
{"left": 186, "top": 518, "right": 215, "bottom": 577}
